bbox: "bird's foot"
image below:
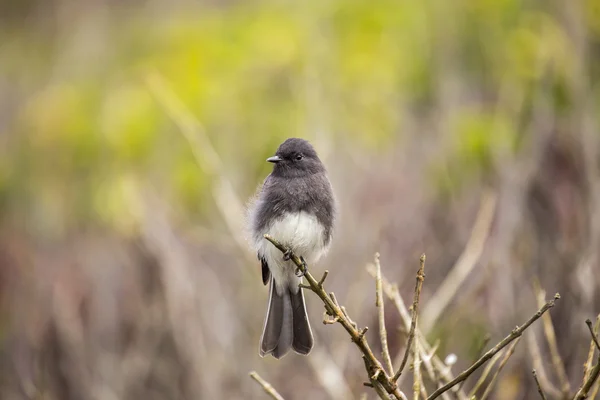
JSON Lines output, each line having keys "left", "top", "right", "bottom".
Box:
{"left": 295, "top": 256, "right": 307, "bottom": 277}
{"left": 282, "top": 249, "right": 292, "bottom": 261}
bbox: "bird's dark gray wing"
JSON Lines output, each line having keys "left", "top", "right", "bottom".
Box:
{"left": 259, "top": 255, "right": 270, "bottom": 285}
{"left": 255, "top": 174, "right": 274, "bottom": 286}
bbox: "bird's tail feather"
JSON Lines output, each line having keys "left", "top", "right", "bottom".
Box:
{"left": 290, "top": 287, "right": 313, "bottom": 355}
{"left": 259, "top": 278, "right": 313, "bottom": 358}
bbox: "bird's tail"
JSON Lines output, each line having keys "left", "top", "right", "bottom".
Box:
{"left": 260, "top": 278, "right": 314, "bottom": 358}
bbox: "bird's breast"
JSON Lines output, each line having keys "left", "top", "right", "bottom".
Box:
{"left": 256, "top": 211, "right": 328, "bottom": 271}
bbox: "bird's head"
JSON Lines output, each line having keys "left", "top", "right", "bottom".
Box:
{"left": 267, "top": 138, "right": 325, "bottom": 177}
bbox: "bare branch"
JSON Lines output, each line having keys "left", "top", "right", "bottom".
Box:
{"left": 368, "top": 266, "right": 465, "bottom": 400}
{"left": 590, "top": 379, "right": 600, "bottom": 399}
{"left": 532, "top": 370, "right": 548, "bottom": 400}
{"left": 427, "top": 293, "right": 560, "bottom": 400}
{"left": 393, "top": 254, "right": 426, "bottom": 382}
{"left": 375, "top": 253, "right": 394, "bottom": 376}
{"left": 318, "top": 270, "right": 329, "bottom": 287}
{"left": 459, "top": 333, "right": 490, "bottom": 392}
{"left": 467, "top": 351, "right": 503, "bottom": 398}
{"left": 583, "top": 315, "right": 600, "bottom": 397}
{"left": 263, "top": 234, "right": 407, "bottom": 400}
{"left": 414, "top": 346, "right": 423, "bottom": 400}
{"left": 480, "top": 337, "right": 521, "bottom": 400}
{"left": 575, "top": 317, "right": 600, "bottom": 400}
{"left": 583, "top": 317, "right": 599, "bottom": 384}
{"left": 527, "top": 333, "right": 562, "bottom": 398}
{"left": 586, "top": 318, "right": 600, "bottom": 352}
{"left": 249, "top": 371, "right": 285, "bottom": 400}
{"left": 534, "top": 284, "right": 571, "bottom": 397}
{"left": 414, "top": 341, "right": 428, "bottom": 399}
{"left": 574, "top": 361, "right": 600, "bottom": 400}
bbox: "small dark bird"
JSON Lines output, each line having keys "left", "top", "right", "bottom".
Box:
{"left": 248, "top": 138, "right": 336, "bottom": 359}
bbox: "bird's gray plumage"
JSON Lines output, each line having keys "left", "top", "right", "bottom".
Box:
{"left": 249, "top": 138, "right": 336, "bottom": 359}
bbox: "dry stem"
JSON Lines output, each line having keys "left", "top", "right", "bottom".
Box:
{"left": 467, "top": 351, "right": 502, "bottom": 398}
{"left": 586, "top": 318, "right": 600, "bottom": 352}
{"left": 393, "top": 254, "right": 426, "bottom": 382}
{"left": 480, "top": 337, "right": 521, "bottom": 400}
{"left": 527, "top": 333, "right": 562, "bottom": 398}
{"left": 375, "top": 253, "right": 394, "bottom": 376}
{"left": 414, "top": 345, "right": 423, "bottom": 400}
{"left": 249, "top": 371, "right": 285, "bottom": 400}
{"left": 535, "top": 284, "right": 571, "bottom": 397}
{"left": 427, "top": 293, "right": 560, "bottom": 399}
{"left": 575, "top": 317, "right": 600, "bottom": 400}
{"left": 263, "top": 234, "right": 407, "bottom": 400}
{"left": 532, "top": 370, "right": 548, "bottom": 400}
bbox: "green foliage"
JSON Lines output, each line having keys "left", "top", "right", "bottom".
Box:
{"left": 1, "top": 0, "right": 598, "bottom": 231}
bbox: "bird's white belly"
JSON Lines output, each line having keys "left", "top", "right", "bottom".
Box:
{"left": 256, "top": 211, "right": 327, "bottom": 294}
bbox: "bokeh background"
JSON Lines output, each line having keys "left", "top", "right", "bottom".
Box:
{"left": 1, "top": 0, "right": 600, "bottom": 399}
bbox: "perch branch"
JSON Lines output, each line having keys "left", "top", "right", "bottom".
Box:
{"left": 249, "top": 371, "right": 285, "bottom": 400}
{"left": 427, "top": 293, "right": 560, "bottom": 400}
{"left": 263, "top": 234, "right": 407, "bottom": 400}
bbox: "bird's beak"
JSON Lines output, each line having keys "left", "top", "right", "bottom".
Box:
{"left": 267, "top": 156, "right": 282, "bottom": 163}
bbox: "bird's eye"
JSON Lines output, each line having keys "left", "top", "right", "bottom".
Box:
{"left": 295, "top": 154, "right": 304, "bottom": 161}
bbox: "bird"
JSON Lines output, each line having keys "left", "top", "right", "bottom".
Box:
{"left": 248, "top": 138, "right": 336, "bottom": 359}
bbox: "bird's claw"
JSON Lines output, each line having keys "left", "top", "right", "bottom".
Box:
{"left": 295, "top": 256, "right": 307, "bottom": 277}
{"left": 283, "top": 249, "right": 292, "bottom": 261}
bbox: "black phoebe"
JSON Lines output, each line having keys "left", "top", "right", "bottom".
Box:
{"left": 248, "top": 138, "right": 336, "bottom": 359}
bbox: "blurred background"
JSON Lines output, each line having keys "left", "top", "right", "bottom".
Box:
{"left": 1, "top": 0, "right": 600, "bottom": 399}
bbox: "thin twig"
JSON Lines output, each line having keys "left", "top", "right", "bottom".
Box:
{"left": 467, "top": 351, "right": 503, "bottom": 398}
{"left": 459, "top": 334, "right": 490, "bottom": 392}
{"left": 249, "top": 371, "right": 285, "bottom": 400}
{"left": 590, "top": 318, "right": 600, "bottom": 400}
{"left": 575, "top": 360, "right": 600, "bottom": 400}
{"left": 263, "top": 235, "right": 407, "bottom": 400}
{"left": 368, "top": 267, "right": 465, "bottom": 400}
{"left": 427, "top": 293, "right": 560, "bottom": 400}
{"left": 393, "top": 254, "right": 426, "bottom": 382}
{"left": 480, "top": 337, "right": 521, "bottom": 400}
{"left": 318, "top": 270, "right": 329, "bottom": 287}
{"left": 586, "top": 318, "right": 600, "bottom": 352}
{"left": 590, "top": 378, "right": 600, "bottom": 399}
{"left": 415, "top": 340, "right": 429, "bottom": 399}
{"left": 575, "top": 317, "right": 600, "bottom": 400}
{"left": 583, "top": 316, "right": 600, "bottom": 385}
{"left": 527, "top": 332, "right": 562, "bottom": 398}
{"left": 532, "top": 370, "right": 548, "bottom": 400}
{"left": 375, "top": 253, "right": 394, "bottom": 376}
{"left": 414, "top": 346, "right": 423, "bottom": 400}
{"left": 416, "top": 341, "right": 439, "bottom": 399}
{"left": 534, "top": 284, "right": 571, "bottom": 397}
